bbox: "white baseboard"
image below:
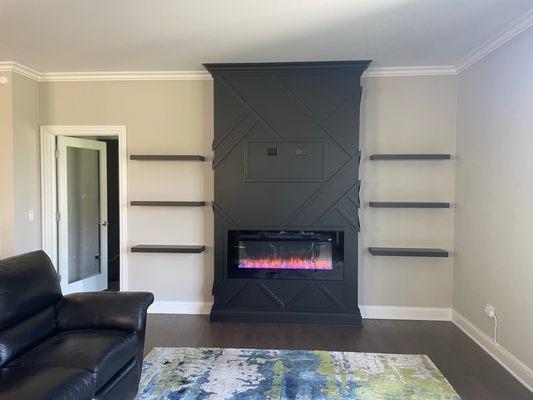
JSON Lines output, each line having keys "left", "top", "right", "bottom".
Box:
{"left": 452, "top": 310, "right": 533, "bottom": 392}
{"left": 360, "top": 306, "right": 452, "bottom": 321}
{"left": 149, "top": 301, "right": 212, "bottom": 315}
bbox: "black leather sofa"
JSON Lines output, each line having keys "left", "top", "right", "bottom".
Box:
{"left": 0, "top": 251, "right": 154, "bottom": 400}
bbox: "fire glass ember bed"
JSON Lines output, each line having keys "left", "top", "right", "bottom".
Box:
{"left": 227, "top": 230, "right": 344, "bottom": 280}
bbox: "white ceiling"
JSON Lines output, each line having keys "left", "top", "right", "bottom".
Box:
{"left": 0, "top": 0, "right": 532, "bottom": 72}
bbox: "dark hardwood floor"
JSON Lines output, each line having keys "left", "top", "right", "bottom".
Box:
{"left": 144, "top": 315, "right": 532, "bottom": 400}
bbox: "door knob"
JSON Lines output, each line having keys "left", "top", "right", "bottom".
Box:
{"left": 100, "top": 221, "right": 108, "bottom": 227}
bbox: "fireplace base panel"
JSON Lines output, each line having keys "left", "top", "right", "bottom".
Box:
{"left": 210, "top": 309, "right": 362, "bottom": 326}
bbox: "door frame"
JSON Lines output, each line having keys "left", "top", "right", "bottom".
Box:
{"left": 40, "top": 125, "right": 128, "bottom": 291}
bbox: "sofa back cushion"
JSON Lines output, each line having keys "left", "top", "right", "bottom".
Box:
{"left": 0, "top": 251, "right": 62, "bottom": 366}
{"left": 0, "top": 306, "right": 57, "bottom": 367}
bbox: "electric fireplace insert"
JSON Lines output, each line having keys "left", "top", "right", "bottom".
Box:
{"left": 227, "top": 230, "right": 344, "bottom": 280}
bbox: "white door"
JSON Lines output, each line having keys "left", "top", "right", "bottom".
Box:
{"left": 57, "top": 136, "right": 108, "bottom": 294}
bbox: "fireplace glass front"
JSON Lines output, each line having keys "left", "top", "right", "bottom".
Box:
{"left": 227, "top": 230, "right": 344, "bottom": 280}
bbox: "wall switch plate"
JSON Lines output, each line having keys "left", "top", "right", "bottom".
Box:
{"left": 28, "top": 209, "right": 35, "bottom": 222}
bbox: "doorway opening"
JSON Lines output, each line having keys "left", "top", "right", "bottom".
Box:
{"left": 40, "top": 126, "right": 127, "bottom": 295}
{"left": 100, "top": 139, "right": 120, "bottom": 291}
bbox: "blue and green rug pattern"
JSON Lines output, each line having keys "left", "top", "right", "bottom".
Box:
{"left": 138, "top": 347, "right": 460, "bottom": 399}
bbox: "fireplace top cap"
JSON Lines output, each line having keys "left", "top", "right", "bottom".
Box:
{"left": 203, "top": 60, "right": 372, "bottom": 73}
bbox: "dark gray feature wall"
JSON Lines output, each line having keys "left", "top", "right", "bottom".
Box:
{"left": 204, "top": 61, "right": 370, "bottom": 325}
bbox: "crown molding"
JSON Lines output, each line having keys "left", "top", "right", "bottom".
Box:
{"left": 455, "top": 8, "right": 533, "bottom": 74}
{"left": 0, "top": 62, "right": 212, "bottom": 81}
{"left": 40, "top": 70, "right": 212, "bottom": 82}
{"left": 0, "top": 62, "right": 12, "bottom": 72}
{"left": 41, "top": 66, "right": 459, "bottom": 80}
{"left": 1, "top": 62, "right": 459, "bottom": 81}
{"left": 0, "top": 61, "right": 42, "bottom": 81}
{"left": 363, "top": 66, "right": 457, "bottom": 78}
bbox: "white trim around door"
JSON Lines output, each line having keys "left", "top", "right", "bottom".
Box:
{"left": 40, "top": 125, "right": 128, "bottom": 291}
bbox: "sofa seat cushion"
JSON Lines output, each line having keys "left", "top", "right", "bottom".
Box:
{"left": 10, "top": 329, "right": 138, "bottom": 391}
{"left": 0, "top": 365, "right": 94, "bottom": 400}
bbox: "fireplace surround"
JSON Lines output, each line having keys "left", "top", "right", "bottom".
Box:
{"left": 205, "top": 61, "right": 370, "bottom": 325}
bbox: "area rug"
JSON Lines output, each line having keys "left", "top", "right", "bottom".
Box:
{"left": 137, "top": 347, "right": 460, "bottom": 400}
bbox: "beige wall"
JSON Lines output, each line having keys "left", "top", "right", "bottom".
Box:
{"left": 0, "top": 72, "right": 41, "bottom": 258}
{"left": 12, "top": 73, "right": 41, "bottom": 254}
{"left": 454, "top": 27, "right": 533, "bottom": 370}
{"left": 39, "top": 75, "right": 457, "bottom": 311}
{"left": 0, "top": 72, "right": 15, "bottom": 257}
{"left": 40, "top": 80, "right": 214, "bottom": 306}
{"left": 360, "top": 75, "right": 457, "bottom": 308}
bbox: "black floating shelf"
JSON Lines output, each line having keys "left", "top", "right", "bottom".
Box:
{"left": 369, "top": 202, "right": 450, "bottom": 208}
{"left": 369, "top": 247, "right": 449, "bottom": 258}
{"left": 369, "top": 154, "right": 451, "bottom": 160}
{"left": 130, "top": 155, "right": 205, "bottom": 161}
{"left": 130, "top": 201, "right": 206, "bottom": 207}
{"left": 131, "top": 245, "right": 206, "bottom": 254}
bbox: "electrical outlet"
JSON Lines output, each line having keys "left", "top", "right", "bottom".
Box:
{"left": 28, "top": 209, "right": 35, "bottom": 222}
{"left": 485, "top": 304, "right": 495, "bottom": 318}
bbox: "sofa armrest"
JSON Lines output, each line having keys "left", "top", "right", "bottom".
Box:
{"left": 55, "top": 292, "right": 154, "bottom": 333}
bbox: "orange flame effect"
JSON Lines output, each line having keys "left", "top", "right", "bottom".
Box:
{"left": 239, "top": 257, "right": 332, "bottom": 270}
